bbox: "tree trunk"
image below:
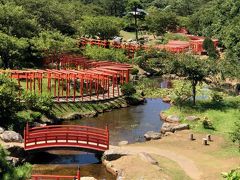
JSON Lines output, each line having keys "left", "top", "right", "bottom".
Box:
{"left": 134, "top": 7, "right": 138, "bottom": 41}
{"left": 192, "top": 80, "right": 197, "bottom": 105}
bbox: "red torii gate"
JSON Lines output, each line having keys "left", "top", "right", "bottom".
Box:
{"left": 3, "top": 60, "right": 131, "bottom": 102}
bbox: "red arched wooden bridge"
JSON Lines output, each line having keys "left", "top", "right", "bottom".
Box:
{"left": 24, "top": 124, "right": 109, "bottom": 152}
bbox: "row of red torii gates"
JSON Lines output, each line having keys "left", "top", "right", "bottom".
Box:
{"left": 79, "top": 35, "right": 219, "bottom": 57}
{"left": 1, "top": 56, "right": 132, "bottom": 102}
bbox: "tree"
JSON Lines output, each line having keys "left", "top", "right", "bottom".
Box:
{"left": 0, "top": 74, "right": 21, "bottom": 129}
{"left": 203, "top": 37, "right": 218, "bottom": 59}
{"left": 0, "top": 2, "right": 39, "bottom": 38}
{"left": 0, "top": 31, "right": 28, "bottom": 68}
{"left": 127, "top": 0, "right": 145, "bottom": 41}
{"left": 230, "top": 121, "right": 240, "bottom": 151}
{"left": 146, "top": 7, "right": 178, "bottom": 36}
{"left": 79, "top": 16, "right": 123, "bottom": 40}
{"left": 0, "top": 146, "right": 32, "bottom": 180}
{"left": 167, "top": 54, "right": 215, "bottom": 105}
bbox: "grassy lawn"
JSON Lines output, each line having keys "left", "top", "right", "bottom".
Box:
{"left": 120, "top": 30, "right": 136, "bottom": 41}
{"left": 164, "top": 96, "right": 240, "bottom": 136}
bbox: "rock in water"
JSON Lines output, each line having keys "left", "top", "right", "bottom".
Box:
{"left": 118, "top": 141, "right": 129, "bottom": 146}
{"left": 144, "top": 131, "right": 162, "bottom": 140}
{"left": 0, "top": 131, "right": 23, "bottom": 143}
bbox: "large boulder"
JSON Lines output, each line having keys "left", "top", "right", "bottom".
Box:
{"left": 185, "top": 116, "right": 200, "bottom": 121}
{"left": 159, "top": 112, "right": 167, "bottom": 121}
{"left": 166, "top": 115, "right": 180, "bottom": 123}
{"left": 172, "top": 124, "right": 190, "bottom": 131}
{"left": 161, "top": 123, "right": 189, "bottom": 133}
{"left": 103, "top": 148, "right": 130, "bottom": 161}
{"left": 161, "top": 123, "right": 175, "bottom": 133}
{"left": 6, "top": 156, "right": 20, "bottom": 166}
{"left": 0, "top": 131, "right": 23, "bottom": 143}
{"left": 144, "top": 131, "right": 162, "bottom": 140}
{"left": 0, "top": 127, "right": 4, "bottom": 134}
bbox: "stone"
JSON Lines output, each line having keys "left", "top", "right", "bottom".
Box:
{"left": 162, "top": 96, "right": 171, "bottom": 103}
{"left": 159, "top": 112, "right": 167, "bottom": 121}
{"left": 138, "top": 152, "right": 158, "bottom": 165}
{"left": 81, "top": 111, "right": 97, "bottom": 118}
{"left": 164, "top": 132, "right": 174, "bottom": 137}
{"left": 166, "top": 115, "right": 180, "bottom": 123}
{"left": 0, "top": 131, "right": 23, "bottom": 143}
{"left": 172, "top": 124, "right": 190, "bottom": 131}
{"left": 118, "top": 141, "right": 129, "bottom": 146}
{"left": 62, "top": 113, "right": 82, "bottom": 120}
{"left": 103, "top": 149, "right": 130, "bottom": 161}
{"left": 0, "top": 127, "right": 4, "bottom": 134}
{"left": 185, "top": 116, "right": 200, "bottom": 121}
{"left": 6, "top": 156, "right": 20, "bottom": 166}
{"left": 144, "top": 131, "right": 162, "bottom": 140}
{"left": 6, "top": 145, "right": 26, "bottom": 158}
{"left": 161, "top": 123, "right": 175, "bottom": 133}
{"left": 81, "top": 177, "right": 97, "bottom": 180}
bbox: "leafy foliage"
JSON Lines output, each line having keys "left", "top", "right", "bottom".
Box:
{"left": 146, "top": 7, "right": 178, "bottom": 36}
{"left": 230, "top": 121, "right": 240, "bottom": 151}
{"left": 0, "top": 74, "right": 22, "bottom": 129}
{"left": 79, "top": 16, "right": 124, "bottom": 40}
{"left": 121, "top": 82, "right": 136, "bottom": 96}
{"left": 0, "top": 146, "right": 32, "bottom": 180}
{"left": 84, "top": 45, "right": 128, "bottom": 62}
{"left": 202, "top": 37, "right": 218, "bottom": 59}
{"left": 222, "top": 167, "right": 240, "bottom": 179}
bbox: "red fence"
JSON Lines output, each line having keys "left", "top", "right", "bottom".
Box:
{"left": 24, "top": 124, "right": 109, "bottom": 152}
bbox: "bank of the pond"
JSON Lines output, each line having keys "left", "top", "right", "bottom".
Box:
{"left": 48, "top": 95, "right": 145, "bottom": 122}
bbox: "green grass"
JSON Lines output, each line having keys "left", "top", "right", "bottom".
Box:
{"left": 164, "top": 96, "right": 240, "bottom": 135}
{"left": 120, "top": 30, "right": 136, "bottom": 41}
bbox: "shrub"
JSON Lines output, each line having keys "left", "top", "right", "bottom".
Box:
{"left": 203, "top": 37, "right": 218, "bottom": 59}
{"left": 84, "top": 45, "right": 128, "bottom": 63}
{"left": 211, "top": 92, "right": 223, "bottom": 103}
{"left": 222, "top": 167, "right": 240, "bottom": 179}
{"left": 23, "top": 93, "right": 53, "bottom": 114}
{"left": 130, "top": 68, "right": 139, "bottom": 75}
{"left": 202, "top": 119, "right": 215, "bottom": 130}
{"left": 121, "top": 82, "right": 136, "bottom": 96}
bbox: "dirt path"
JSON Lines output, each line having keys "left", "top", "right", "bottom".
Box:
{"left": 119, "top": 146, "right": 202, "bottom": 180}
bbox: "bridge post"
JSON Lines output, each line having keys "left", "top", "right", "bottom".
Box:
{"left": 77, "top": 166, "right": 80, "bottom": 180}
{"left": 106, "top": 125, "right": 109, "bottom": 150}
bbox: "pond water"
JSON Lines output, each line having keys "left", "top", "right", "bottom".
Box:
{"left": 32, "top": 98, "right": 171, "bottom": 178}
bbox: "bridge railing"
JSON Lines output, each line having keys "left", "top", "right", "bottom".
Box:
{"left": 24, "top": 124, "right": 109, "bottom": 151}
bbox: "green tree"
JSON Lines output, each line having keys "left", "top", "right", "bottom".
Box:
{"left": 202, "top": 37, "right": 218, "bottom": 59}
{"left": 0, "top": 2, "right": 39, "bottom": 38}
{"left": 0, "top": 74, "right": 21, "bottom": 129}
{"left": 0, "top": 146, "right": 32, "bottom": 180}
{"left": 0, "top": 31, "right": 28, "bottom": 68}
{"left": 79, "top": 16, "right": 123, "bottom": 40}
{"left": 146, "top": 7, "right": 178, "bottom": 36}
{"left": 167, "top": 54, "right": 215, "bottom": 105}
{"left": 230, "top": 121, "right": 240, "bottom": 151}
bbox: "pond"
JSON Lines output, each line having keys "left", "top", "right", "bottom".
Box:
{"left": 32, "top": 98, "right": 171, "bottom": 179}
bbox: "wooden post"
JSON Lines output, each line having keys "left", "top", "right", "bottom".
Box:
{"left": 202, "top": 138, "right": 208, "bottom": 145}
{"left": 189, "top": 133, "right": 194, "bottom": 141}
{"left": 207, "top": 134, "right": 212, "bottom": 141}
